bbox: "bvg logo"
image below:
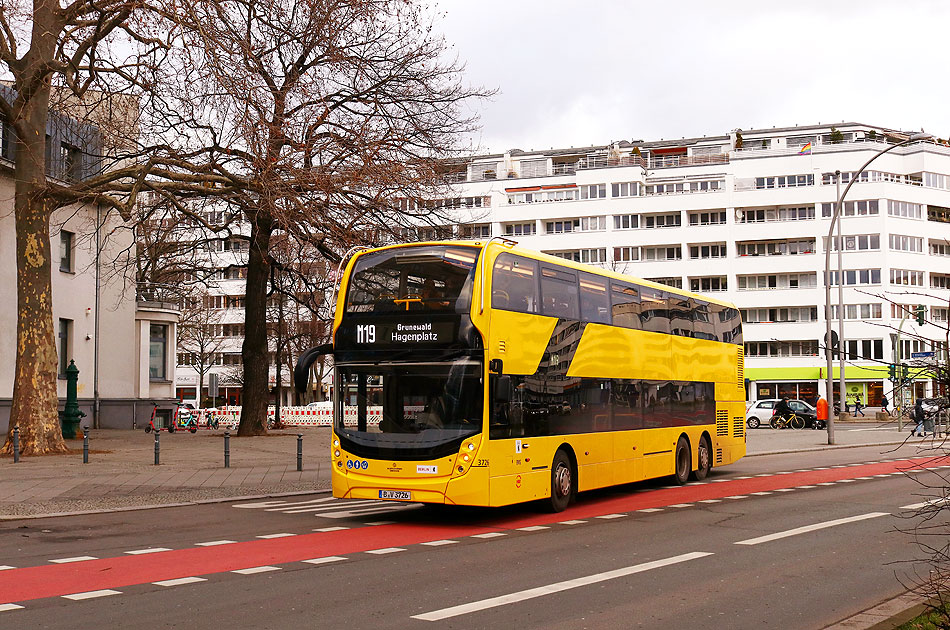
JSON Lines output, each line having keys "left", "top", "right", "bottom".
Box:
{"left": 356, "top": 324, "right": 376, "bottom": 344}
{"left": 347, "top": 459, "right": 369, "bottom": 470}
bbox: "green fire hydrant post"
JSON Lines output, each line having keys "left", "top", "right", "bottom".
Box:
{"left": 61, "top": 360, "right": 86, "bottom": 439}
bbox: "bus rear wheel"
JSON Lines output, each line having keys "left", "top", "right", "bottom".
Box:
{"left": 673, "top": 436, "right": 691, "bottom": 485}
{"left": 691, "top": 436, "right": 711, "bottom": 481}
{"left": 548, "top": 450, "right": 574, "bottom": 512}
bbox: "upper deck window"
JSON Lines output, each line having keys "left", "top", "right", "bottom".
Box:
{"left": 492, "top": 254, "right": 539, "bottom": 314}
{"left": 345, "top": 246, "right": 478, "bottom": 314}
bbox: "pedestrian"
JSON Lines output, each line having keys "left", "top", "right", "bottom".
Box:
{"left": 911, "top": 399, "right": 925, "bottom": 437}
{"left": 881, "top": 395, "right": 889, "bottom": 415}
{"left": 854, "top": 395, "right": 865, "bottom": 417}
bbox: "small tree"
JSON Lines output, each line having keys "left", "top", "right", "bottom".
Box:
{"left": 830, "top": 127, "right": 845, "bottom": 144}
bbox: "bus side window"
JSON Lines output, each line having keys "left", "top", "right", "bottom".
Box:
{"left": 579, "top": 272, "right": 610, "bottom": 324}
{"left": 540, "top": 266, "right": 579, "bottom": 320}
{"left": 693, "top": 300, "right": 717, "bottom": 340}
{"left": 610, "top": 282, "right": 641, "bottom": 330}
{"left": 639, "top": 287, "right": 670, "bottom": 334}
{"left": 669, "top": 297, "right": 694, "bottom": 337}
{"left": 492, "top": 254, "right": 539, "bottom": 314}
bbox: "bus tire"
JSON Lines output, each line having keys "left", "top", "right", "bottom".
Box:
{"left": 673, "top": 436, "right": 691, "bottom": 485}
{"left": 691, "top": 435, "right": 711, "bottom": 481}
{"left": 547, "top": 449, "right": 574, "bottom": 513}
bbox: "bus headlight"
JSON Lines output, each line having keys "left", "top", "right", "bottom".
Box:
{"left": 335, "top": 450, "right": 341, "bottom": 458}
{"left": 334, "top": 439, "right": 340, "bottom": 447}
{"left": 463, "top": 454, "right": 470, "bottom": 462}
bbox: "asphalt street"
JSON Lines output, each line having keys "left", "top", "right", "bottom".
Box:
{"left": 1, "top": 437, "right": 948, "bottom": 629}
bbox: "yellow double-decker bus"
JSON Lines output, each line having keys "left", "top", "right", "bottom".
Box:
{"left": 295, "top": 239, "right": 746, "bottom": 511}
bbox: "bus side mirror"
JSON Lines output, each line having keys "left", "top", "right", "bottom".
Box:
{"left": 496, "top": 375, "right": 512, "bottom": 403}
{"left": 294, "top": 344, "right": 333, "bottom": 394}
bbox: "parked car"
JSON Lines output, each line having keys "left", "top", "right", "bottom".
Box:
{"left": 746, "top": 399, "right": 820, "bottom": 429}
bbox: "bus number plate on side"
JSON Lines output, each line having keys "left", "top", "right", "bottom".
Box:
{"left": 379, "top": 490, "right": 411, "bottom": 500}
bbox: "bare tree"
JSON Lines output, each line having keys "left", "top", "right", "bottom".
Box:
{"left": 177, "top": 289, "right": 227, "bottom": 406}
{"left": 167, "top": 0, "right": 491, "bottom": 436}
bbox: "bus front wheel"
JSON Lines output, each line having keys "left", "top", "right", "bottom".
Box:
{"left": 673, "top": 436, "right": 691, "bottom": 485}
{"left": 548, "top": 450, "right": 574, "bottom": 512}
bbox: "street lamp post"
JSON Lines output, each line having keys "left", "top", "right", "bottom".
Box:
{"left": 823, "top": 132, "right": 933, "bottom": 445}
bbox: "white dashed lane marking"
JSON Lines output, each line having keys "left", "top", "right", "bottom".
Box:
{"left": 366, "top": 548, "right": 406, "bottom": 555}
{"left": 62, "top": 589, "right": 121, "bottom": 601}
{"left": 734, "top": 513, "right": 889, "bottom": 546}
{"left": 421, "top": 539, "right": 459, "bottom": 546}
{"left": 302, "top": 556, "right": 347, "bottom": 565}
{"left": 195, "top": 540, "right": 237, "bottom": 547}
{"left": 0, "top": 603, "right": 24, "bottom": 612}
{"left": 153, "top": 577, "right": 207, "bottom": 587}
{"left": 125, "top": 548, "right": 172, "bottom": 555}
{"left": 49, "top": 556, "right": 97, "bottom": 564}
{"left": 232, "top": 566, "right": 281, "bottom": 575}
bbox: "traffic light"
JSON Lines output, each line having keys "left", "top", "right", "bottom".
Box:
{"left": 916, "top": 304, "right": 927, "bottom": 326}
{"left": 888, "top": 364, "right": 896, "bottom": 380}
{"left": 902, "top": 364, "right": 910, "bottom": 381}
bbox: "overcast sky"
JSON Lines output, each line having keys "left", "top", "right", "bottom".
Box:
{"left": 433, "top": 0, "right": 949, "bottom": 154}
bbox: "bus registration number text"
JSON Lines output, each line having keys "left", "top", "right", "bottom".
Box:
{"left": 379, "top": 490, "right": 411, "bottom": 500}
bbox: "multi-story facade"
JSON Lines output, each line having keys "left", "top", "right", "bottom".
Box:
{"left": 439, "top": 122, "right": 950, "bottom": 408}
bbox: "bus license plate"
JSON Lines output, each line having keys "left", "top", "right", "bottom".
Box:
{"left": 379, "top": 490, "right": 410, "bottom": 500}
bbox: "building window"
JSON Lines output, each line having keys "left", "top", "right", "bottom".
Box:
{"left": 645, "top": 276, "right": 683, "bottom": 289}
{"left": 741, "top": 205, "right": 818, "bottom": 222}
{"left": 611, "top": 182, "right": 641, "bottom": 198}
{"left": 754, "top": 174, "right": 814, "bottom": 189}
{"left": 545, "top": 217, "right": 605, "bottom": 234}
{"left": 149, "top": 324, "right": 168, "bottom": 380}
{"left": 58, "top": 318, "right": 72, "bottom": 377}
{"left": 459, "top": 224, "right": 491, "bottom": 239}
{"left": 737, "top": 273, "right": 818, "bottom": 290}
{"left": 642, "top": 213, "right": 681, "bottom": 229}
{"left": 504, "top": 222, "right": 536, "bottom": 236}
{"left": 830, "top": 303, "right": 883, "bottom": 320}
{"left": 690, "top": 276, "right": 727, "bottom": 292}
{"left": 930, "top": 241, "right": 950, "bottom": 256}
{"left": 889, "top": 269, "right": 924, "bottom": 286}
{"left": 933, "top": 274, "right": 950, "bottom": 289}
{"left": 825, "top": 234, "right": 881, "bottom": 251}
{"left": 820, "top": 199, "right": 880, "bottom": 217}
{"left": 736, "top": 239, "right": 815, "bottom": 256}
{"left": 689, "top": 243, "right": 726, "bottom": 259}
{"left": 825, "top": 268, "right": 882, "bottom": 286}
{"left": 688, "top": 210, "right": 726, "bottom": 225}
{"left": 741, "top": 306, "right": 818, "bottom": 323}
{"left": 888, "top": 234, "right": 923, "bottom": 253}
{"left": 61, "top": 142, "right": 82, "bottom": 181}
{"left": 614, "top": 246, "right": 639, "bottom": 262}
{"left": 833, "top": 339, "right": 884, "bottom": 361}
{"left": 641, "top": 246, "right": 682, "bottom": 261}
{"left": 59, "top": 230, "right": 74, "bottom": 272}
{"left": 613, "top": 214, "right": 639, "bottom": 230}
{"left": 744, "top": 340, "right": 819, "bottom": 357}
{"left": 579, "top": 184, "right": 607, "bottom": 200}
{"left": 545, "top": 248, "right": 607, "bottom": 264}
{"left": 887, "top": 200, "right": 922, "bottom": 219}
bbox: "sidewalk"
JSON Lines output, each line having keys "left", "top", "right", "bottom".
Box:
{"left": 0, "top": 428, "right": 334, "bottom": 519}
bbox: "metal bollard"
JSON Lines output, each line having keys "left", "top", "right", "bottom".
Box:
{"left": 297, "top": 434, "right": 303, "bottom": 472}
{"left": 154, "top": 429, "right": 160, "bottom": 465}
{"left": 12, "top": 426, "right": 19, "bottom": 463}
{"left": 224, "top": 431, "right": 230, "bottom": 468}
{"left": 82, "top": 426, "right": 89, "bottom": 464}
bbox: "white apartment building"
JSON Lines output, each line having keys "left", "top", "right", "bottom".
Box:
{"left": 439, "top": 122, "right": 950, "bottom": 408}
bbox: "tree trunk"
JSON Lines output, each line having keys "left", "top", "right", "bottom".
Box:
{"left": 237, "top": 214, "right": 273, "bottom": 436}
{"left": 2, "top": 82, "right": 67, "bottom": 455}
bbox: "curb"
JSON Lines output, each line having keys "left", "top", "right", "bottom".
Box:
{"left": 748, "top": 440, "right": 914, "bottom": 457}
{"left": 823, "top": 590, "right": 930, "bottom": 630}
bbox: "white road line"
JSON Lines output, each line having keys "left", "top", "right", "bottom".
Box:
{"left": 797, "top": 485, "right": 818, "bottom": 489}
{"left": 817, "top": 483, "right": 837, "bottom": 486}
{"left": 421, "top": 540, "right": 459, "bottom": 546}
{"left": 735, "top": 513, "right": 890, "bottom": 546}
{"left": 773, "top": 488, "right": 795, "bottom": 492}
{"left": 302, "top": 556, "right": 347, "bottom": 565}
{"left": 750, "top": 492, "right": 772, "bottom": 496}
{"left": 471, "top": 533, "right": 506, "bottom": 539}
{"left": 0, "top": 603, "right": 24, "bottom": 612}
{"left": 281, "top": 501, "right": 385, "bottom": 514}
{"left": 313, "top": 527, "right": 349, "bottom": 533}
{"left": 0, "top": 566, "right": 14, "bottom": 571}
{"left": 596, "top": 514, "right": 627, "bottom": 519}
{"left": 669, "top": 503, "right": 693, "bottom": 508}
{"left": 153, "top": 577, "right": 207, "bottom": 587}
{"left": 125, "top": 548, "right": 172, "bottom": 555}
{"left": 366, "top": 548, "right": 405, "bottom": 555}
{"left": 699, "top": 499, "right": 722, "bottom": 504}
{"left": 410, "top": 552, "right": 714, "bottom": 622}
{"left": 62, "top": 590, "right": 121, "bottom": 601}
{"left": 559, "top": 520, "right": 587, "bottom": 525}
{"left": 50, "top": 556, "right": 97, "bottom": 564}
{"left": 855, "top": 477, "right": 874, "bottom": 480}
{"left": 232, "top": 566, "right": 281, "bottom": 575}
{"left": 638, "top": 508, "right": 663, "bottom": 513}
{"left": 256, "top": 533, "right": 296, "bottom": 539}
{"left": 516, "top": 526, "right": 550, "bottom": 532}
{"left": 195, "top": 540, "right": 237, "bottom": 546}
{"left": 366, "top": 521, "right": 397, "bottom": 526}
{"left": 838, "top": 479, "right": 857, "bottom": 483}
{"left": 900, "top": 498, "right": 950, "bottom": 511}
{"left": 725, "top": 496, "right": 748, "bottom": 500}
{"left": 733, "top": 476, "right": 753, "bottom": 480}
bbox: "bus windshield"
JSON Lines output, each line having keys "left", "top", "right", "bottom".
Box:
{"left": 345, "top": 245, "right": 479, "bottom": 314}
{"left": 336, "top": 360, "right": 483, "bottom": 459}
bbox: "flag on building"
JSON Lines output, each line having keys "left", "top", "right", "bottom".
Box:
{"left": 798, "top": 142, "right": 812, "bottom": 155}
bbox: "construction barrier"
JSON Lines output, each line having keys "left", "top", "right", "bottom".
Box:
{"left": 189, "top": 404, "right": 426, "bottom": 428}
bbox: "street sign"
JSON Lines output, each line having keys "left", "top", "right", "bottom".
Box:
{"left": 911, "top": 351, "right": 936, "bottom": 359}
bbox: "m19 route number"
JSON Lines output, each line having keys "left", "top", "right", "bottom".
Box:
{"left": 356, "top": 324, "right": 376, "bottom": 344}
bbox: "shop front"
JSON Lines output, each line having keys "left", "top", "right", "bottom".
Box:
{"left": 746, "top": 365, "right": 892, "bottom": 408}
